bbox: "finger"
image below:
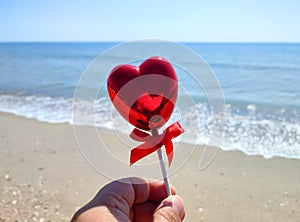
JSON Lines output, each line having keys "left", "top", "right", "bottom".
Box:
{"left": 72, "top": 177, "right": 179, "bottom": 222}
{"left": 76, "top": 177, "right": 177, "bottom": 217}
{"left": 117, "top": 177, "right": 150, "bottom": 205}
{"left": 132, "top": 202, "right": 159, "bottom": 222}
{"left": 123, "top": 177, "right": 176, "bottom": 204}
{"left": 153, "top": 195, "right": 185, "bottom": 222}
{"left": 148, "top": 179, "right": 176, "bottom": 202}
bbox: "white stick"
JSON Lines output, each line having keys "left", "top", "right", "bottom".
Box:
{"left": 157, "top": 147, "right": 172, "bottom": 196}
{"left": 152, "top": 129, "right": 172, "bottom": 196}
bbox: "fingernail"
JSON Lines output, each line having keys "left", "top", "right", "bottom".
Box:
{"left": 170, "top": 195, "right": 185, "bottom": 220}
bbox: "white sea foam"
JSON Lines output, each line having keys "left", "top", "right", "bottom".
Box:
{"left": 0, "top": 93, "right": 299, "bottom": 160}
{"left": 0, "top": 94, "right": 74, "bottom": 124}
{"left": 221, "top": 107, "right": 300, "bottom": 159}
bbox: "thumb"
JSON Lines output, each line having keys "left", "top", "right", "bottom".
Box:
{"left": 153, "top": 195, "right": 185, "bottom": 222}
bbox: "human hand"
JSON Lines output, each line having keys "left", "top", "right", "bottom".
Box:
{"left": 71, "top": 177, "right": 185, "bottom": 222}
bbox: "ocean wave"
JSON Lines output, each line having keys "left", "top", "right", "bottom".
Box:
{"left": 0, "top": 93, "right": 74, "bottom": 124}
{"left": 221, "top": 105, "right": 300, "bottom": 159}
{"left": 210, "top": 61, "right": 300, "bottom": 72}
{"left": 0, "top": 93, "right": 299, "bottom": 160}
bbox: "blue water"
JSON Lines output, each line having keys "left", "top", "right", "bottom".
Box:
{"left": 0, "top": 42, "right": 299, "bottom": 159}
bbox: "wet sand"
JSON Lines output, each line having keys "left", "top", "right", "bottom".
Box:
{"left": 1, "top": 112, "right": 299, "bottom": 221}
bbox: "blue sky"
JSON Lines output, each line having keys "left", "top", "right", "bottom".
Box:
{"left": 1, "top": 0, "right": 300, "bottom": 42}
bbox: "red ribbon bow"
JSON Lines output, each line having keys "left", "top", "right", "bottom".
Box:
{"left": 130, "top": 122, "right": 184, "bottom": 166}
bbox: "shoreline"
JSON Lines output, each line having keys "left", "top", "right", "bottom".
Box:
{"left": 2, "top": 110, "right": 299, "bottom": 162}
{"left": 1, "top": 112, "right": 300, "bottom": 221}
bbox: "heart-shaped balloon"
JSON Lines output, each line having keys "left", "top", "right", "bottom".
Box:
{"left": 107, "top": 56, "right": 178, "bottom": 131}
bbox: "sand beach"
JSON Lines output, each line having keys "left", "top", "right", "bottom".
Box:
{"left": 0, "top": 112, "right": 299, "bottom": 221}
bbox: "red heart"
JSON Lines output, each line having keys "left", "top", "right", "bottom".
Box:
{"left": 107, "top": 56, "right": 178, "bottom": 131}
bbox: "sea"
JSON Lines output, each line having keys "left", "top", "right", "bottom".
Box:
{"left": 0, "top": 42, "right": 299, "bottom": 160}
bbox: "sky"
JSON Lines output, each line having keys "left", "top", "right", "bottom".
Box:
{"left": 0, "top": 0, "right": 300, "bottom": 42}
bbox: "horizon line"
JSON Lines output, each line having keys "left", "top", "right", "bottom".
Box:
{"left": 0, "top": 40, "right": 300, "bottom": 44}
